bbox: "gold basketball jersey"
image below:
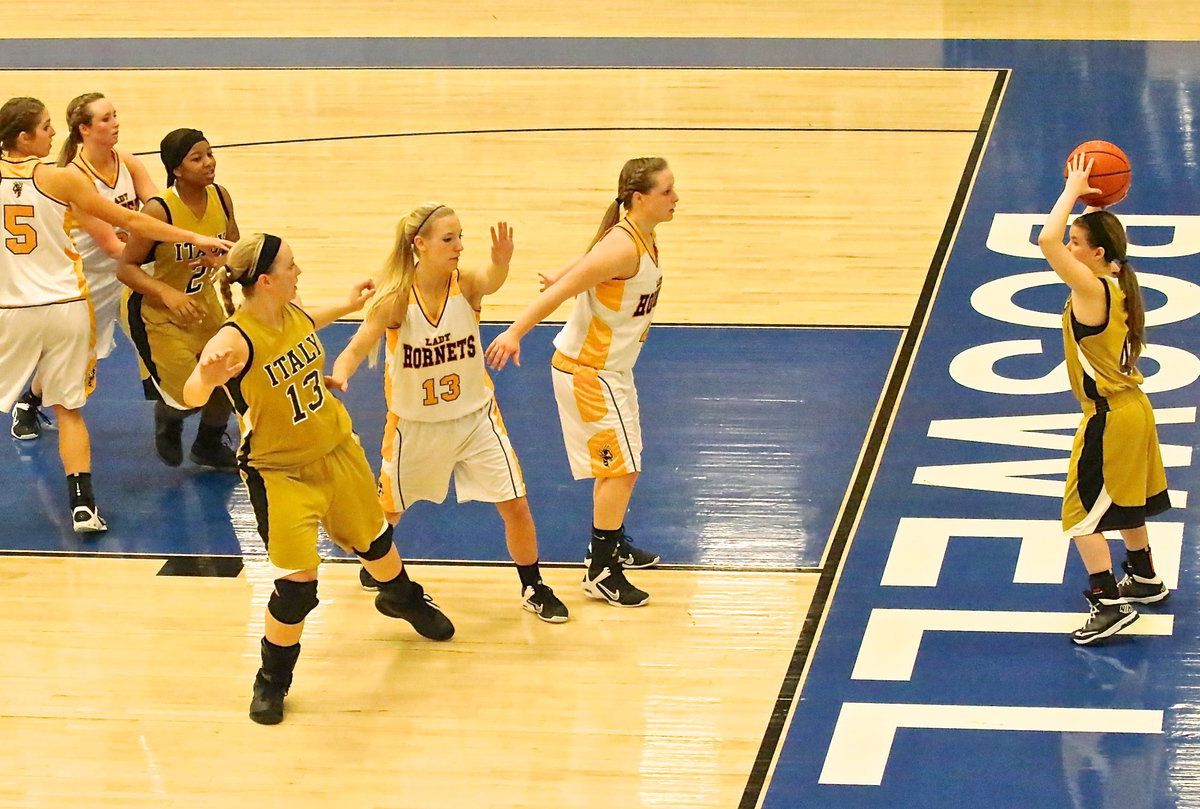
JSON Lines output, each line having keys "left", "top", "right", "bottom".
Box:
{"left": 223, "top": 303, "right": 353, "bottom": 468}
{"left": 144, "top": 185, "right": 228, "bottom": 320}
{"left": 1062, "top": 276, "right": 1143, "bottom": 404}
{"left": 552, "top": 218, "right": 662, "bottom": 371}
{"left": 0, "top": 156, "right": 88, "bottom": 307}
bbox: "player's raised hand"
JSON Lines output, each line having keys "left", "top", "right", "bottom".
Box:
{"left": 491, "top": 222, "right": 514, "bottom": 268}
{"left": 1064, "top": 152, "right": 1101, "bottom": 200}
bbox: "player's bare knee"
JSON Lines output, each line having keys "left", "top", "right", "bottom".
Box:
{"left": 496, "top": 496, "right": 532, "bottom": 522}
{"left": 267, "top": 578, "right": 319, "bottom": 625}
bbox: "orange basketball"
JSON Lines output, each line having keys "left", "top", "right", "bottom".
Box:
{"left": 1065, "top": 140, "right": 1131, "bottom": 206}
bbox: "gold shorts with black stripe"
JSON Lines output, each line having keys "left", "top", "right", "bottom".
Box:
{"left": 1063, "top": 388, "right": 1170, "bottom": 536}
{"left": 240, "top": 435, "right": 389, "bottom": 574}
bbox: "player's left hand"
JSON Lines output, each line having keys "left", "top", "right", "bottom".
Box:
{"left": 491, "top": 222, "right": 514, "bottom": 267}
{"left": 1064, "top": 152, "right": 1102, "bottom": 201}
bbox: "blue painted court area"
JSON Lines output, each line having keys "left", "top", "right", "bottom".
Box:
{"left": 762, "top": 40, "right": 1200, "bottom": 809}
{"left": 0, "top": 323, "right": 898, "bottom": 570}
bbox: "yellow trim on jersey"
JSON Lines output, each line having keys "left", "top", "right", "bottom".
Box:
{"left": 577, "top": 317, "right": 614, "bottom": 369}
{"left": 74, "top": 149, "right": 120, "bottom": 189}
{"left": 612, "top": 219, "right": 657, "bottom": 265}
{"left": 595, "top": 279, "right": 625, "bottom": 311}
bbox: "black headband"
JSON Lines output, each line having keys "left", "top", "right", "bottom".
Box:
{"left": 413, "top": 205, "right": 445, "bottom": 241}
{"left": 160, "top": 128, "right": 207, "bottom": 187}
{"left": 239, "top": 233, "right": 282, "bottom": 287}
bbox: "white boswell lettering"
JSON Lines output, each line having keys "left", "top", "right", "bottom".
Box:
{"left": 879, "top": 516, "right": 1184, "bottom": 589}
{"left": 821, "top": 703, "right": 1163, "bottom": 786}
{"left": 948, "top": 339, "right": 1200, "bottom": 395}
{"left": 986, "top": 212, "right": 1200, "bottom": 259}
{"left": 851, "top": 608, "right": 1175, "bottom": 681}
{"left": 970, "top": 270, "right": 1200, "bottom": 329}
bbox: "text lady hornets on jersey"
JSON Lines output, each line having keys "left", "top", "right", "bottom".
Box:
{"left": 402, "top": 333, "right": 478, "bottom": 369}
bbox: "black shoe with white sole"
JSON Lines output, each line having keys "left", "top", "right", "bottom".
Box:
{"left": 616, "top": 535, "right": 660, "bottom": 569}
{"left": 72, "top": 504, "right": 108, "bottom": 533}
{"left": 582, "top": 562, "right": 649, "bottom": 607}
{"left": 1072, "top": 591, "right": 1139, "bottom": 645}
{"left": 11, "top": 391, "right": 48, "bottom": 440}
{"left": 522, "top": 582, "right": 569, "bottom": 623}
{"left": 1117, "top": 560, "right": 1169, "bottom": 605}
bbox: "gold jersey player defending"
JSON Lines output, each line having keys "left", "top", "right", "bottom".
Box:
{"left": 486, "top": 157, "right": 677, "bottom": 608}
{"left": 1037, "top": 152, "right": 1171, "bottom": 645}
{"left": 119, "top": 129, "right": 240, "bottom": 471}
{"left": 331, "top": 204, "right": 568, "bottom": 623}
{"left": 183, "top": 233, "right": 454, "bottom": 725}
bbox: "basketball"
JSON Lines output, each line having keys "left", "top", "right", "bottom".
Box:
{"left": 1066, "top": 140, "right": 1131, "bottom": 206}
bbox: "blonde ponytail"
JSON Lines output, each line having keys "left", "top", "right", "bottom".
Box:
{"left": 369, "top": 202, "right": 452, "bottom": 318}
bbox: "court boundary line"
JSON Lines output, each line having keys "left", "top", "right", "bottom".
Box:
{"left": 736, "top": 67, "right": 1010, "bottom": 809}
{"left": 0, "top": 549, "right": 821, "bottom": 575}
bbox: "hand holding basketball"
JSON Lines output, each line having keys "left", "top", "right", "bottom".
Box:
{"left": 1065, "top": 140, "right": 1131, "bottom": 206}
{"left": 1063, "top": 152, "right": 1102, "bottom": 201}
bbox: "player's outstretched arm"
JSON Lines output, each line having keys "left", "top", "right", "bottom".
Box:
{"left": 308, "top": 278, "right": 376, "bottom": 331}
{"left": 484, "top": 233, "right": 636, "bottom": 370}
{"left": 327, "top": 296, "right": 392, "bottom": 392}
{"left": 183, "top": 326, "right": 249, "bottom": 407}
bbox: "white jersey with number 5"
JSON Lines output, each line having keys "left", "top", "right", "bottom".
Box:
{"left": 384, "top": 270, "right": 492, "bottom": 422}
{"left": 0, "top": 156, "right": 87, "bottom": 308}
{"left": 552, "top": 218, "right": 662, "bottom": 372}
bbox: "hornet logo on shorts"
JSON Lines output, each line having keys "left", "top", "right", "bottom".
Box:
{"left": 599, "top": 446, "right": 615, "bottom": 467}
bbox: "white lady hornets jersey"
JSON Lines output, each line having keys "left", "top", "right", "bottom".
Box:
{"left": 384, "top": 270, "right": 492, "bottom": 422}
{"left": 65, "top": 150, "right": 138, "bottom": 270}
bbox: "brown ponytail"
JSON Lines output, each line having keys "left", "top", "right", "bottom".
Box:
{"left": 1117, "top": 259, "right": 1145, "bottom": 374}
{"left": 1075, "top": 210, "right": 1144, "bottom": 373}
{"left": 56, "top": 92, "right": 104, "bottom": 167}
{"left": 589, "top": 157, "right": 669, "bottom": 249}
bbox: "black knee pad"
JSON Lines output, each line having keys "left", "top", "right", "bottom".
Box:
{"left": 267, "top": 579, "right": 319, "bottom": 625}
{"left": 355, "top": 524, "right": 394, "bottom": 562}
